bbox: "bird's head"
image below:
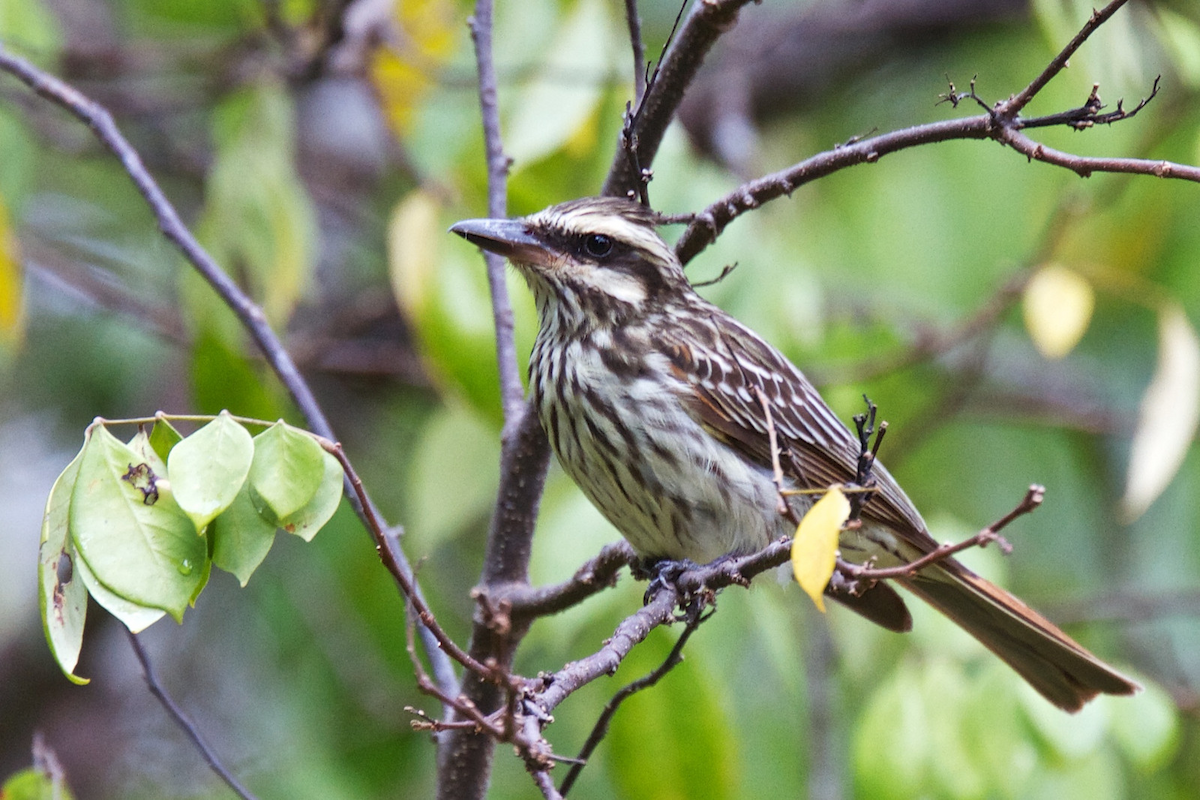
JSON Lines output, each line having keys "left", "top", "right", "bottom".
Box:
{"left": 450, "top": 197, "right": 690, "bottom": 326}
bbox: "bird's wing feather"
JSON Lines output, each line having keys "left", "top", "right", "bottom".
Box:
{"left": 657, "top": 310, "right": 935, "bottom": 546}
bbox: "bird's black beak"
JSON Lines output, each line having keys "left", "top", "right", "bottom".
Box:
{"left": 450, "top": 218, "right": 546, "bottom": 264}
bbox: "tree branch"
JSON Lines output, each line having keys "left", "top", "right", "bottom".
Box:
{"left": 602, "top": 0, "right": 758, "bottom": 198}
{"left": 127, "top": 630, "right": 258, "bottom": 800}
{"left": 624, "top": 0, "right": 647, "bottom": 104}
{"left": 468, "top": 0, "right": 525, "bottom": 433}
{"left": 557, "top": 603, "right": 710, "bottom": 797}
{"left": 437, "top": 405, "right": 552, "bottom": 800}
{"left": 672, "top": 0, "right": 1197, "bottom": 264}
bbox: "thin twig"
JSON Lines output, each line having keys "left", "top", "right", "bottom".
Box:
{"left": 623, "top": 0, "right": 646, "bottom": 104}
{"left": 497, "top": 541, "right": 637, "bottom": 619}
{"left": 839, "top": 485, "right": 1041, "bottom": 583}
{"left": 467, "top": 0, "right": 524, "bottom": 432}
{"left": 671, "top": 1, "right": 1197, "bottom": 264}
{"left": 753, "top": 386, "right": 795, "bottom": 520}
{"left": 320, "top": 438, "right": 500, "bottom": 681}
{"left": 1004, "top": 0, "right": 1130, "bottom": 116}
{"left": 602, "top": 0, "right": 757, "bottom": 198}
{"left": 533, "top": 768, "right": 565, "bottom": 800}
{"left": 126, "top": 630, "right": 258, "bottom": 800}
{"left": 558, "top": 607, "right": 709, "bottom": 797}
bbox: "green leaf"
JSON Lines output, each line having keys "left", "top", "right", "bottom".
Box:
{"left": 854, "top": 658, "right": 929, "bottom": 798}
{"left": 791, "top": 486, "right": 849, "bottom": 611}
{"left": 607, "top": 630, "right": 739, "bottom": 800}
{"left": 275, "top": 450, "right": 344, "bottom": 542}
{"left": 211, "top": 480, "right": 279, "bottom": 586}
{"left": 74, "top": 543, "right": 165, "bottom": 633}
{"left": 167, "top": 411, "right": 254, "bottom": 531}
{"left": 69, "top": 425, "right": 207, "bottom": 621}
{"left": 148, "top": 417, "right": 184, "bottom": 463}
{"left": 200, "top": 82, "right": 316, "bottom": 328}
{"left": 248, "top": 421, "right": 325, "bottom": 521}
{"left": 38, "top": 448, "right": 89, "bottom": 684}
{"left": 1107, "top": 678, "right": 1180, "bottom": 771}
{"left": 1, "top": 765, "right": 76, "bottom": 800}
{"left": 504, "top": 0, "right": 615, "bottom": 166}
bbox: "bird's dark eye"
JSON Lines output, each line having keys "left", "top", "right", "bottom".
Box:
{"left": 582, "top": 234, "right": 613, "bottom": 259}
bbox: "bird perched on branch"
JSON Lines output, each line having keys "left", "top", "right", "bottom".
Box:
{"left": 451, "top": 196, "right": 1139, "bottom": 712}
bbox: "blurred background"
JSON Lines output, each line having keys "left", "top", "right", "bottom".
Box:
{"left": 2, "top": 0, "right": 1200, "bottom": 797}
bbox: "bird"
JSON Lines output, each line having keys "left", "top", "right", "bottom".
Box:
{"left": 450, "top": 196, "right": 1140, "bottom": 712}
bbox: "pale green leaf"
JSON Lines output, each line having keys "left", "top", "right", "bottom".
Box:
{"left": 167, "top": 411, "right": 254, "bottom": 531}
{"left": 607, "top": 630, "right": 739, "bottom": 800}
{"left": 1120, "top": 303, "right": 1200, "bottom": 522}
{"left": 388, "top": 188, "right": 441, "bottom": 324}
{"left": 1, "top": 765, "right": 76, "bottom": 800}
{"left": 791, "top": 486, "right": 849, "bottom": 611}
{"left": 38, "top": 448, "right": 88, "bottom": 684}
{"left": 69, "top": 425, "right": 206, "bottom": 621}
{"left": 74, "top": 543, "right": 165, "bottom": 633}
{"left": 248, "top": 421, "right": 325, "bottom": 521}
{"left": 211, "top": 481, "right": 278, "bottom": 586}
{"left": 199, "top": 83, "right": 316, "bottom": 328}
{"left": 1019, "top": 679, "right": 1110, "bottom": 758}
{"left": 276, "top": 450, "right": 343, "bottom": 542}
{"left": 1107, "top": 677, "right": 1180, "bottom": 770}
{"left": 505, "top": 0, "right": 615, "bottom": 166}
{"left": 1023, "top": 264, "right": 1094, "bottom": 359}
{"left": 147, "top": 417, "right": 183, "bottom": 464}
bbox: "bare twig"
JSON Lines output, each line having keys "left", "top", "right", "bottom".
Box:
{"left": 497, "top": 541, "right": 637, "bottom": 619}
{"left": 467, "top": 0, "right": 524, "bottom": 432}
{"left": 533, "top": 767, "right": 565, "bottom": 800}
{"left": 602, "top": 0, "right": 758, "bottom": 198}
{"left": 838, "top": 485, "right": 1041, "bottom": 584}
{"left": 754, "top": 386, "right": 795, "bottom": 520}
{"left": 672, "top": 1, "right": 1198, "bottom": 264}
{"left": 1004, "top": 0, "right": 1130, "bottom": 115}
{"left": 558, "top": 605, "right": 710, "bottom": 797}
{"left": 623, "top": 0, "right": 646, "bottom": 104}
{"left": 320, "top": 438, "right": 499, "bottom": 681}
{"left": 126, "top": 631, "right": 258, "bottom": 800}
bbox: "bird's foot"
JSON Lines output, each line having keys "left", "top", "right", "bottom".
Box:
{"left": 636, "top": 557, "right": 700, "bottom": 605}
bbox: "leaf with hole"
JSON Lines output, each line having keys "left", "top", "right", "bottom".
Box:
{"left": 69, "top": 425, "right": 207, "bottom": 621}
{"left": 38, "top": 447, "right": 88, "bottom": 684}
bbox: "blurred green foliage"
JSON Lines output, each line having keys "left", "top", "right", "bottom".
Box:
{"left": 3, "top": 0, "right": 1200, "bottom": 798}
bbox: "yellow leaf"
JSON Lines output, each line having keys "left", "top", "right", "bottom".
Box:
{"left": 371, "top": 0, "right": 457, "bottom": 137}
{"left": 387, "top": 189, "right": 441, "bottom": 322}
{"left": 792, "top": 486, "right": 850, "bottom": 612}
{"left": 1121, "top": 303, "right": 1200, "bottom": 522}
{"left": 1023, "top": 264, "right": 1094, "bottom": 359}
{"left": 0, "top": 196, "right": 24, "bottom": 349}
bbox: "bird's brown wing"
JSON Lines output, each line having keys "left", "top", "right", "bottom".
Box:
{"left": 657, "top": 312, "right": 934, "bottom": 545}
